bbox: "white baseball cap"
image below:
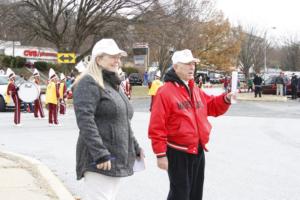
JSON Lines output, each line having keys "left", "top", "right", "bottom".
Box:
{"left": 172, "top": 49, "right": 200, "bottom": 64}
{"left": 91, "top": 38, "right": 127, "bottom": 58}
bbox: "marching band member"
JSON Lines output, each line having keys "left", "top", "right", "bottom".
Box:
{"left": 32, "top": 69, "right": 45, "bottom": 119}
{"left": 6, "top": 68, "right": 21, "bottom": 126}
{"left": 45, "top": 68, "right": 60, "bottom": 126}
{"left": 119, "top": 68, "right": 132, "bottom": 99}
{"left": 148, "top": 71, "right": 163, "bottom": 111}
{"left": 59, "top": 73, "right": 67, "bottom": 115}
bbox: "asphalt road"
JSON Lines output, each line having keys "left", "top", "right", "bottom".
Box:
{"left": 0, "top": 99, "right": 299, "bottom": 199}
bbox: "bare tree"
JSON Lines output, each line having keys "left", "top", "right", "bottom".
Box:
{"left": 238, "top": 26, "right": 267, "bottom": 77}
{"left": 281, "top": 36, "right": 300, "bottom": 71}
{"left": 132, "top": 0, "right": 223, "bottom": 75}
{"left": 10, "top": 0, "right": 155, "bottom": 61}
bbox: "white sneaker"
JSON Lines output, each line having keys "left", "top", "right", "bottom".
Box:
{"left": 15, "top": 123, "right": 22, "bottom": 127}
{"left": 55, "top": 123, "right": 62, "bottom": 127}
{"left": 48, "top": 123, "right": 53, "bottom": 127}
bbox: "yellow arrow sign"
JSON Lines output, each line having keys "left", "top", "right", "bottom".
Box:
{"left": 57, "top": 53, "right": 76, "bottom": 63}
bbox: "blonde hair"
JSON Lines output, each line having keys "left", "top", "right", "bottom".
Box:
{"left": 74, "top": 55, "right": 105, "bottom": 89}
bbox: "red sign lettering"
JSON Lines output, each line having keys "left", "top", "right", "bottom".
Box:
{"left": 23, "top": 50, "right": 57, "bottom": 58}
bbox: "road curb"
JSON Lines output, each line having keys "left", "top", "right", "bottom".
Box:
{"left": 236, "top": 94, "right": 288, "bottom": 102}
{"left": 0, "top": 150, "right": 74, "bottom": 200}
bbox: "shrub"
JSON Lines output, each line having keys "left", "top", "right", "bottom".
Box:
{"left": 14, "top": 56, "right": 26, "bottom": 68}
{"left": 1, "top": 55, "right": 12, "bottom": 67}
{"left": 34, "top": 61, "right": 49, "bottom": 72}
{"left": 122, "top": 67, "right": 139, "bottom": 75}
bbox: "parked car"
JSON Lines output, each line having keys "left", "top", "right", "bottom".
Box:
{"left": 261, "top": 76, "right": 299, "bottom": 96}
{"left": 208, "top": 72, "right": 224, "bottom": 84}
{"left": 128, "top": 73, "right": 143, "bottom": 86}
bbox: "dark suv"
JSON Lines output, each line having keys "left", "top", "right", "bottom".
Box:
{"left": 128, "top": 73, "right": 143, "bottom": 86}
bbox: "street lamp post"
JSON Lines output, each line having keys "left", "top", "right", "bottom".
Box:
{"left": 264, "top": 27, "right": 276, "bottom": 74}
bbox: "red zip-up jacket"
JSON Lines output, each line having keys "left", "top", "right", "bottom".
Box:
{"left": 148, "top": 69, "right": 230, "bottom": 157}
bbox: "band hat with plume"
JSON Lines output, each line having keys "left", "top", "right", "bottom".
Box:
{"left": 91, "top": 38, "right": 127, "bottom": 59}
{"left": 155, "top": 70, "right": 161, "bottom": 77}
{"left": 60, "top": 73, "right": 66, "bottom": 80}
{"left": 6, "top": 68, "right": 15, "bottom": 79}
{"left": 172, "top": 49, "right": 200, "bottom": 64}
{"left": 33, "top": 69, "right": 40, "bottom": 77}
{"left": 75, "top": 61, "right": 87, "bottom": 73}
{"left": 48, "top": 68, "right": 57, "bottom": 80}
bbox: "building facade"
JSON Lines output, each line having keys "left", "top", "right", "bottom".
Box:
{"left": 0, "top": 41, "right": 58, "bottom": 63}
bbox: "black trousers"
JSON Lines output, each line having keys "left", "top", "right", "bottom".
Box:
{"left": 291, "top": 85, "right": 297, "bottom": 99}
{"left": 254, "top": 86, "right": 262, "bottom": 97}
{"left": 167, "top": 147, "right": 205, "bottom": 200}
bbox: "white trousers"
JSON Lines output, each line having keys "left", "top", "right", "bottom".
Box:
{"left": 276, "top": 84, "right": 283, "bottom": 96}
{"left": 83, "top": 172, "right": 121, "bottom": 200}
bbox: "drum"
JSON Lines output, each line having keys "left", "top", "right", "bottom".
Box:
{"left": 18, "top": 82, "right": 40, "bottom": 103}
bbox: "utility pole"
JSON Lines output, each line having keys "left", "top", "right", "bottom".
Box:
{"left": 264, "top": 27, "right": 276, "bottom": 74}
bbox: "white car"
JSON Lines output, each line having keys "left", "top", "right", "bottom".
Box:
{"left": 0, "top": 75, "right": 25, "bottom": 112}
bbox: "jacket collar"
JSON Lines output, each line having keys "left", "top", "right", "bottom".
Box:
{"left": 164, "top": 68, "right": 195, "bottom": 93}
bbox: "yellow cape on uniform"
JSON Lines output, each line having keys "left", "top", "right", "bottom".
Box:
{"left": 148, "top": 80, "right": 163, "bottom": 96}
{"left": 45, "top": 82, "right": 58, "bottom": 104}
{"left": 59, "top": 82, "right": 65, "bottom": 99}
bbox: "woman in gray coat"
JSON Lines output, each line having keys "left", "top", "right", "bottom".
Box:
{"left": 73, "top": 38, "right": 143, "bottom": 200}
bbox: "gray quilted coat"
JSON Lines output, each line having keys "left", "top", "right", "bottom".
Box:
{"left": 73, "top": 74, "right": 140, "bottom": 179}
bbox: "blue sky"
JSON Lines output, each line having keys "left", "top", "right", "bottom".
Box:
{"left": 215, "top": 0, "right": 300, "bottom": 40}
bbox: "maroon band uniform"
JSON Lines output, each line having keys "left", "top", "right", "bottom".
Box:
{"left": 7, "top": 80, "right": 21, "bottom": 125}
{"left": 34, "top": 79, "right": 45, "bottom": 118}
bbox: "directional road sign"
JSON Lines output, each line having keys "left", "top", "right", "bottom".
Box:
{"left": 57, "top": 53, "right": 76, "bottom": 64}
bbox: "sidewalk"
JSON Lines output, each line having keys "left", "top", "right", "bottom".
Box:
{"left": 0, "top": 151, "right": 75, "bottom": 200}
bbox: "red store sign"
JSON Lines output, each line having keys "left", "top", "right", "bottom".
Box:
{"left": 23, "top": 50, "right": 57, "bottom": 58}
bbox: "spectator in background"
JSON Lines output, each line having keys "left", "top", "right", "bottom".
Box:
{"left": 119, "top": 68, "right": 132, "bottom": 100}
{"left": 223, "top": 76, "right": 230, "bottom": 92}
{"left": 298, "top": 76, "right": 300, "bottom": 96}
{"left": 283, "top": 74, "right": 289, "bottom": 96}
{"left": 198, "top": 75, "right": 203, "bottom": 88}
{"left": 275, "top": 72, "right": 284, "bottom": 96}
{"left": 70, "top": 69, "right": 76, "bottom": 84}
{"left": 66, "top": 76, "right": 72, "bottom": 90}
{"left": 291, "top": 73, "right": 298, "bottom": 99}
{"left": 247, "top": 77, "right": 253, "bottom": 92}
{"left": 253, "top": 73, "right": 263, "bottom": 98}
{"left": 143, "top": 71, "right": 149, "bottom": 86}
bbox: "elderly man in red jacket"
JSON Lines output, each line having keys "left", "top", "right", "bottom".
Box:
{"left": 148, "top": 49, "right": 234, "bottom": 200}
